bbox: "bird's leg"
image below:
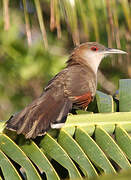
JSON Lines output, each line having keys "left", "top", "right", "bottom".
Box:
{"left": 50, "top": 123, "right": 65, "bottom": 129}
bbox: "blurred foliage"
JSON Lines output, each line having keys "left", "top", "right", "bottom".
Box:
{"left": 0, "top": 0, "right": 130, "bottom": 120}
{"left": 0, "top": 14, "right": 66, "bottom": 119}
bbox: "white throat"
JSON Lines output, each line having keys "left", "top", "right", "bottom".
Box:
{"left": 82, "top": 51, "right": 105, "bottom": 74}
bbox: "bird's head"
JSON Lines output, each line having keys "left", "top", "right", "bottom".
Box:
{"left": 69, "top": 42, "right": 127, "bottom": 74}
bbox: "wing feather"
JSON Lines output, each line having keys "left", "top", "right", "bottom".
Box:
{"left": 6, "top": 69, "right": 72, "bottom": 139}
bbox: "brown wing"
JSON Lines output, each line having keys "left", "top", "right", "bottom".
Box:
{"left": 64, "top": 64, "right": 96, "bottom": 110}
{"left": 6, "top": 69, "right": 72, "bottom": 139}
{"left": 6, "top": 64, "right": 96, "bottom": 138}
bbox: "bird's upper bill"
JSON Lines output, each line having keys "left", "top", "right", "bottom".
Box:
{"left": 103, "top": 48, "right": 127, "bottom": 55}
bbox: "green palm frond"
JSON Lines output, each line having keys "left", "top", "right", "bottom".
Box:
{"left": 0, "top": 79, "right": 131, "bottom": 179}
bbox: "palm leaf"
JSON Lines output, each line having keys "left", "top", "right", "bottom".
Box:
{"left": 0, "top": 79, "right": 131, "bottom": 179}
{"left": 0, "top": 149, "right": 22, "bottom": 180}
{"left": 19, "top": 140, "right": 59, "bottom": 180}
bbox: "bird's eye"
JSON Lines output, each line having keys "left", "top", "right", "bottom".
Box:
{"left": 91, "top": 46, "right": 98, "bottom": 51}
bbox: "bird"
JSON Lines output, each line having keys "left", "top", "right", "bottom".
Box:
{"left": 6, "top": 42, "right": 127, "bottom": 139}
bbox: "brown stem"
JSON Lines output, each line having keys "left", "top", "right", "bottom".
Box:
{"left": 3, "top": 0, "right": 10, "bottom": 31}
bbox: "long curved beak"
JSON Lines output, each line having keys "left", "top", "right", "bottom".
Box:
{"left": 104, "top": 48, "right": 127, "bottom": 55}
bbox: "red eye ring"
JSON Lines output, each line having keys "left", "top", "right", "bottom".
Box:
{"left": 91, "top": 46, "right": 98, "bottom": 51}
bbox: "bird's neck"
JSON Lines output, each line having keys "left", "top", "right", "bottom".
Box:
{"left": 66, "top": 55, "right": 100, "bottom": 75}
{"left": 82, "top": 56, "right": 101, "bottom": 74}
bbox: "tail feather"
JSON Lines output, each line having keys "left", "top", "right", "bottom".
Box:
{"left": 6, "top": 93, "right": 72, "bottom": 139}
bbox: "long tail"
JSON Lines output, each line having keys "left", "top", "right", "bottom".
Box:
{"left": 6, "top": 92, "right": 72, "bottom": 139}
